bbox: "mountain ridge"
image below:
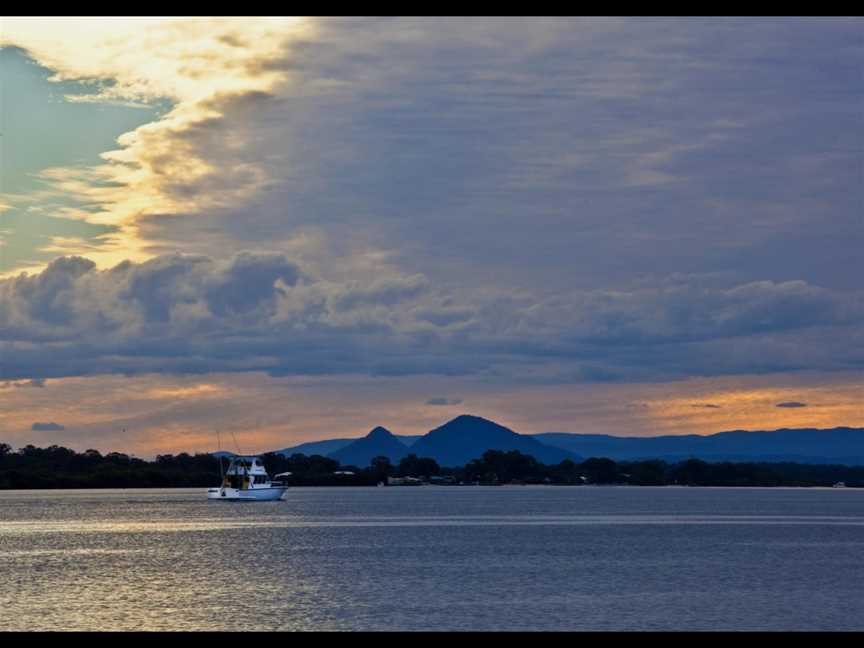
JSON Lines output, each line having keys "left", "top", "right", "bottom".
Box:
{"left": 535, "top": 427, "right": 864, "bottom": 464}
{"left": 267, "top": 418, "right": 864, "bottom": 466}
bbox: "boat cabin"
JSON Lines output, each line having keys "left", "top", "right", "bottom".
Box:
{"left": 220, "top": 456, "right": 276, "bottom": 490}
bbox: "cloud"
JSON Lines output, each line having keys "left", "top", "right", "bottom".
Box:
{"left": 0, "top": 18, "right": 308, "bottom": 105}
{"left": 0, "top": 18, "right": 313, "bottom": 272}
{"left": 31, "top": 422, "right": 65, "bottom": 431}
{"left": 425, "top": 397, "right": 463, "bottom": 406}
{"left": 776, "top": 401, "right": 808, "bottom": 408}
{"left": 1, "top": 253, "right": 862, "bottom": 385}
{"left": 1, "top": 18, "right": 863, "bottom": 396}
{"left": 3, "top": 17, "right": 861, "bottom": 301}
{"left": 691, "top": 403, "right": 722, "bottom": 409}
{"left": 0, "top": 251, "right": 463, "bottom": 380}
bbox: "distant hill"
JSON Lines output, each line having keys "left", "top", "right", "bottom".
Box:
{"left": 408, "top": 415, "right": 579, "bottom": 467}
{"left": 328, "top": 427, "right": 410, "bottom": 467}
{"left": 534, "top": 427, "right": 864, "bottom": 465}
{"left": 273, "top": 434, "right": 419, "bottom": 457}
{"left": 272, "top": 438, "right": 356, "bottom": 457}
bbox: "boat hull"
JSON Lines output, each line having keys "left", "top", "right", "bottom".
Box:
{"left": 207, "top": 486, "right": 287, "bottom": 501}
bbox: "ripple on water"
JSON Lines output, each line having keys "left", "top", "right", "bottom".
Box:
{"left": 1, "top": 486, "right": 863, "bottom": 630}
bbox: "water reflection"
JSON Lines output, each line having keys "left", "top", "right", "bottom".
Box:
{"left": 1, "top": 487, "right": 863, "bottom": 630}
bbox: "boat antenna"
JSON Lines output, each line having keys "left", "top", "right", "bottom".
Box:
{"left": 228, "top": 429, "right": 248, "bottom": 481}
{"left": 216, "top": 429, "right": 224, "bottom": 483}
{"left": 229, "top": 429, "right": 243, "bottom": 456}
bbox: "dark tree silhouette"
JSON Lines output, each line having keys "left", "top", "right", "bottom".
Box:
{"left": 370, "top": 455, "right": 393, "bottom": 482}
{"left": 396, "top": 454, "right": 440, "bottom": 478}
{"left": 0, "top": 442, "right": 862, "bottom": 489}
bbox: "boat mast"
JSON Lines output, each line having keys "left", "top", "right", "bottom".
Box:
{"left": 216, "top": 430, "right": 225, "bottom": 484}
{"left": 229, "top": 430, "right": 249, "bottom": 489}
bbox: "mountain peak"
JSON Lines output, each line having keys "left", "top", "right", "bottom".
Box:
{"left": 328, "top": 426, "right": 408, "bottom": 467}
{"left": 367, "top": 426, "right": 394, "bottom": 439}
{"left": 443, "top": 414, "right": 497, "bottom": 428}
{"left": 411, "top": 414, "right": 577, "bottom": 466}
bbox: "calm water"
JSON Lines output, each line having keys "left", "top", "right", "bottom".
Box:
{"left": 1, "top": 486, "right": 863, "bottom": 631}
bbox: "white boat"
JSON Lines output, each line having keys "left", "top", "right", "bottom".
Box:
{"left": 207, "top": 455, "right": 288, "bottom": 501}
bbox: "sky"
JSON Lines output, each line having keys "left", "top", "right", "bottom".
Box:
{"left": 0, "top": 17, "right": 862, "bottom": 457}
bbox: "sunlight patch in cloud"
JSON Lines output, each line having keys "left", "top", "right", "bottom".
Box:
{"left": 640, "top": 383, "right": 863, "bottom": 433}
{"left": 1, "top": 17, "right": 314, "bottom": 272}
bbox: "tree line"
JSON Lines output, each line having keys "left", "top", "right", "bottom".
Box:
{"left": 1, "top": 442, "right": 863, "bottom": 489}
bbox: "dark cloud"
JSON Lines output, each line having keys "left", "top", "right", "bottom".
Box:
{"left": 31, "top": 422, "right": 65, "bottom": 431}
{"left": 332, "top": 275, "right": 429, "bottom": 311}
{"left": 143, "top": 16, "right": 864, "bottom": 300}
{"left": 0, "top": 252, "right": 458, "bottom": 380}
{"left": 776, "top": 401, "right": 808, "bottom": 408}
{"left": 691, "top": 403, "right": 722, "bottom": 409}
{"left": 425, "top": 397, "right": 463, "bottom": 406}
{"left": 1, "top": 253, "right": 862, "bottom": 384}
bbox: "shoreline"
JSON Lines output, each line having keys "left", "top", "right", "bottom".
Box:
{"left": 1, "top": 483, "right": 860, "bottom": 492}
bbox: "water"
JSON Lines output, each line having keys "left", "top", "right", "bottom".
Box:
{"left": 1, "top": 486, "right": 863, "bottom": 631}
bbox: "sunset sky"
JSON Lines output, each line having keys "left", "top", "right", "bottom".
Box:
{"left": 1, "top": 17, "right": 862, "bottom": 457}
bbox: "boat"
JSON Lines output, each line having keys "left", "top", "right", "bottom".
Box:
{"left": 207, "top": 455, "right": 288, "bottom": 501}
{"left": 833, "top": 481, "right": 847, "bottom": 488}
{"left": 387, "top": 476, "right": 424, "bottom": 486}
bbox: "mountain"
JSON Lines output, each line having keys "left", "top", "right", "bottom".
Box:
{"left": 272, "top": 438, "right": 356, "bottom": 457}
{"left": 408, "top": 415, "right": 579, "bottom": 467}
{"left": 273, "top": 434, "right": 419, "bottom": 457}
{"left": 328, "top": 427, "right": 410, "bottom": 467}
{"left": 534, "top": 427, "right": 864, "bottom": 464}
